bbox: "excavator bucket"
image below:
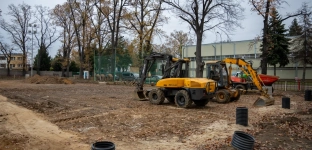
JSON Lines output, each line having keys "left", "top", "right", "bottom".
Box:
{"left": 133, "top": 89, "right": 148, "bottom": 101}
{"left": 253, "top": 96, "right": 275, "bottom": 106}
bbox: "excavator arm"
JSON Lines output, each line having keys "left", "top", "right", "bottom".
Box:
{"left": 222, "top": 58, "right": 264, "bottom": 93}
{"left": 136, "top": 52, "right": 172, "bottom": 91}
{"left": 222, "top": 58, "right": 274, "bottom": 106}
{"left": 135, "top": 52, "right": 190, "bottom": 100}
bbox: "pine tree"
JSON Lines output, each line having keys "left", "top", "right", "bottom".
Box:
{"left": 289, "top": 2, "right": 312, "bottom": 82}
{"left": 51, "top": 52, "right": 63, "bottom": 71}
{"left": 34, "top": 45, "right": 51, "bottom": 72}
{"left": 288, "top": 18, "right": 303, "bottom": 36}
{"left": 266, "top": 9, "right": 291, "bottom": 75}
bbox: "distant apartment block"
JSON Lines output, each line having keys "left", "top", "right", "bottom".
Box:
{"left": 0, "top": 53, "right": 24, "bottom": 70}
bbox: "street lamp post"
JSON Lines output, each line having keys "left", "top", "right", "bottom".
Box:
{"left": 212, "top": 44, "right": 216, "bottom": 60}
{"left": 28, "top": 24, "right": 36, "bottom": 77}
{"left": 217, "top": 32, "right": 222, "bottom": 60}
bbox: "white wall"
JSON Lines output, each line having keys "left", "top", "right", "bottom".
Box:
{"left": 182, "top": 40, "right": 312, "bottom": 79}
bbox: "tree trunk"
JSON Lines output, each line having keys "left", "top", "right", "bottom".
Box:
{"left": 195, "top": 33, "right": 203, "bottom": 78}
{"left": 273, "top": 64, "right": 276, "bottom": 76}
{"left": 22, "top": 50, "right": 27, "bottom": 76}
{"left": 261, "top": 0, "right": 271, "bottom": 75}
{"left": 6, "top": 65, "right": 10, "bottom": 76}
{"left": 37, "top": 46, "right": 42, "bottom": 75}
{"left": 302, "top": 58, "right": 306, "bottom": 82}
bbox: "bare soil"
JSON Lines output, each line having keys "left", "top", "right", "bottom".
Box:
{"left": 0, "top": 76, "right": 311, "bottom": 150}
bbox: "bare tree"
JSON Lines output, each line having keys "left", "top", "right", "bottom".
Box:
{"left": 95, "top": 0, "right": 128, "bottom": 76}
{"left": 68, "top": 0, "right": 94, "bottom": 78}
{"left": 165, "top": 30, "right": 193, "bottom": 58}
{"left": 289, "top": 2, "right": 312, "bottom": 82}
{"left": 0, "top": 41, "right": 15, "bottom": 76}
{"left": 0, "top": 3, "right": 32, "bottom": 75}
{"left": 52, "top": 3, "right": 75, "bottom": 77}
{"left": 123, "top": 0, "right": 167, "bottom": 63}
{"left": 34, "top": 5, "right": 61, "bottom": 75}
{"left": 250, "top": 0, "right": 304, "bottom": 75}
{"left": 162, "top": 0, "right": 244, "bottom": 77}
{"left": 90, "top": 2, "right": 110, "bottom": 76}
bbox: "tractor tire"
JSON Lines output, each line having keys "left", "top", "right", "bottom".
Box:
{"left": 235, "top": 84, "right": 246, "bottom": 90}
{"left": 235, "top": 84, "right": 247, "bottom": 94}
{"left": 194, "top": 99, "right": 209, "bottom": 107}
{"left": 148, "top": 89, "right": 165, "bottom": 105}
{"left": 216, "top": 90, "right": 230, "bottom": 103}
{"left": 174, "top": 90, "right": 193, "bottom": 108}
{"left": 231, "top": 90, "right": 241, "bottom": 102}
{"left": 166, "top": 96, "right": 175, "bottom": 104}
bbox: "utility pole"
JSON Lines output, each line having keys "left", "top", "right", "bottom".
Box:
{"left": 217, "top": 32, "right": 222, "bottom": 60}
{"left": 28, "top": 24, "right": 36, "bottom": 77}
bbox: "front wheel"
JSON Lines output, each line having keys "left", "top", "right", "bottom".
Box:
{"left": 148, "top": 89, "right": 165, "bottom": 105}
{"left": 231, "top": 90, "right": 241, "bottom": 102}
{"left": 174, "top": 90, "right": 193, "bottom": 108}
{"left": 216, "top": 90, "right": 230, "bottom": 103}
{"left": 235, "top": 84, "right": 247, "bottom": 94}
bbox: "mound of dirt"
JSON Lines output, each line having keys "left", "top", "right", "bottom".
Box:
{"left": 25, "top": 75, "right": 74, "bottom": 84}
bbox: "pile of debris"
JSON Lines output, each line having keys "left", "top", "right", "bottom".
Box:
{"left": 25, "top": 74, "right": 74, "bottom": 84}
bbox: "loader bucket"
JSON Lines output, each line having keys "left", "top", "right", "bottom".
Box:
{"left": 133, "top": 89, "right": 148, "bottom": 101}
{"left": 253, "top": 96, "right": 275, "bottom": 107}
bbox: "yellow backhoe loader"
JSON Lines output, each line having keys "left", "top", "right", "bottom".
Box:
{"left": 209, "top": 58, "right": 275, "bottom": 106}
{"left": 134, "top": 52, "right": 217, "bottom": 108}
{"left": 206, "top": 61, "right": 241, "bottom": 103}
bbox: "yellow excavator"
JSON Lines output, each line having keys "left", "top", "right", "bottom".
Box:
{"left": 207, "top": 58, "right": 275, "bottom": 106}
{"left": 134, "top": 52, "right": 217, "bottom": 108}
{"left": 206, "top": 61, "right": 241, "bottom": 103}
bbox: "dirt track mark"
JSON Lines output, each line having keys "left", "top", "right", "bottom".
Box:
{"left": 0, "top": 94, "right": 89, "bottom": 150}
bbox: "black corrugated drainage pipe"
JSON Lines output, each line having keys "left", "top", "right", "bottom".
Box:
{"left": 236, "top": 107, "right": 248, "bottom": 126}
{"left": 282, "top": 97, "right": 290, "bottom": 109}
{"left": 231, "top": 131, "right": 255, "bottom": 150}
{"left": 305, "top": 90, "right": 311, "bottom": 101}
{"left": 91, "top": 141, "right": 115, "bottom": 150}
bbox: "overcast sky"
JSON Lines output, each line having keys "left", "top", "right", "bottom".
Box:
{"left": 0, "top": 0, "right": 311, "bottom": 57}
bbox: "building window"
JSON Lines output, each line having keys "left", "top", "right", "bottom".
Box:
{"left": 10, "top": 57, "right": 15, "bottom": 60}
{"left": 0, "top": 56, "right": 5, "bottom": 60}
{"left": 17, "top": 57, "right": 22, "bottom": 60}
{"left": 10, "top": 64, "right": 15, "bottom": 68}
{"left": 18, "top": 64, "right": 23, "bottom": 67}
{"left": 0, "top": 64, "right": 5, "bottom": 68}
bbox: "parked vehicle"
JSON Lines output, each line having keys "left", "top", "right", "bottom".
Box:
{"left": 135, "top": 52, "right": 217, "bottom": 108}
{"left": 133, "top": 73, "right": 139, "bottom": 79}
{"left": 231, "top": 72, "right": 279, "bottom": 90}
{"left": 117, "top": 72, "right": 136, "bottom": 81}
{"left": 145, "top": 75, "right": 163, "bottom": 84}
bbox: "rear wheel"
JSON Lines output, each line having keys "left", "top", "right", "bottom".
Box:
{"left": 216, "top": 90, "right": 230, "bottom": 103}
{"left": 166, "top": 96, "right": 175, "bottom": 104}
{"left": 194, "top": 99, "right": 209, "bottom": 107}
{"left": 175, "top": 90, "right": 193, "bottom": 108}
{"left": 148, "top": 89, "right": 165, "bottom": 105}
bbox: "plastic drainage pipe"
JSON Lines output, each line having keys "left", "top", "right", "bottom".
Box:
{"left": 231, "top": 131, "right": 255, "bottom": 150}
{"left": 91, "top": 141, "right": 115, "bottom": 150}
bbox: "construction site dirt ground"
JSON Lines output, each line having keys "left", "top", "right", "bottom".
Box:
{"left": 0, "top": 77, "right": 311, "bottom": 150}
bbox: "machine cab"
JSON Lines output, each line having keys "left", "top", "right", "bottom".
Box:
{"left": 206, "top": 61, "right": 229, "bottom": 88}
